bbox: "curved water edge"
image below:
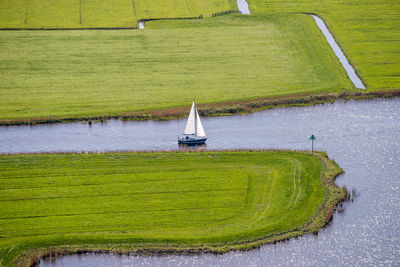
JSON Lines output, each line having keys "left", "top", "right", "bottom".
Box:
{"left": 3, "top": 91, "right": 399, "bottom": 126}
{"left": 2, "top": 98, "right": 396, "bottom": 266}
{"left": 1, "top": 98, "right": 398, "bottom": 154}
{"left": 236, "top": 0, "right": 251, "bottom": 14}
{"left": 312, "top": 15, "right": 366, "bottom": 89}
{"left": 28, "top": 151, "right": 345, "bottom": 267}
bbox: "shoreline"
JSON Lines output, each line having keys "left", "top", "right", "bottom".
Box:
{"left": 8, "top": 151, "right": 347, "bottom": 267}
{"left": 1, "top": 89, "right": 399, "bottom": 127}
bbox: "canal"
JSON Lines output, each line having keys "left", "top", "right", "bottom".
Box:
{"left": 3, "top": 98, "right": 395, "bottom": 266}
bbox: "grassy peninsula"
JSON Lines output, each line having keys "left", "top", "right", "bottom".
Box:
{"left": 0, "top": 14, "right": 355, "bottom": 125}
{"left": 0, "top": 150, "right": 346, "bottom": 266}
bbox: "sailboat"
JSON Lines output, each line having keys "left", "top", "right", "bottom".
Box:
{"left": 178, "top": 100, "right": 207, "bottom": 145}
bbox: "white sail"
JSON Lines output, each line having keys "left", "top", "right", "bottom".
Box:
{"left": 196, "top": 110, "right": 206, "bottom": 137}
{"left": 184, "top": 101, "right": 196, "bottom": 135}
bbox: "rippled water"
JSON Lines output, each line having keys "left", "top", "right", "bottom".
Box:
{"left": 3, "top": 98, "right": 398, "bottom": 266}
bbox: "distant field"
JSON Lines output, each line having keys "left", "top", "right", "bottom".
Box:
{"left": 0, "top": 0, "right": 236, "bottom": 29}
{"left": 248, "top": 0, "right": 400, "bottom": 90}
{"left": 0, "top": 150, "right": 345, "bottom": 266}
{"left": 0, "top": 14, "right": 354, "bottom": 124}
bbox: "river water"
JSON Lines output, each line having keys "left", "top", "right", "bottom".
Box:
{"left": 6, "top": 97, "right": 395, "bottom": 266}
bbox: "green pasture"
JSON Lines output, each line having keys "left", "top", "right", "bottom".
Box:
{"left": 0, "top": 0, "right": 236, "bottom": 29}
{"left": 0, "top": 14, "right": 354, "bottom": 123}
{"left": 248, "top": 0, "right": 400, "bottom": 90}
{"left": 0, "top": 150, "right": 344, "bottom": 266}
{"left": 0, "top": 0, "right": 398, "bottom": 124}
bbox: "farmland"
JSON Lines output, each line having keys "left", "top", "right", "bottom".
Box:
{"left": 0, "top": 1, "right": 398, "bottom": 124}
{"left": 248, "top": 0, "right": 400, "bottom": 91}
{"left": 0, "top": 14, "right": 354, "bottom": 124}
{"left": 0, "top": 1, "right": 391, "bottom": 266}
{"left": 0, "top": 0, "right": 236, "bottom": 29}
{"left": 0, "top": 150, "right": 346, "bottom": 266}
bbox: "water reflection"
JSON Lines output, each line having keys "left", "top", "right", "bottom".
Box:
{"left": 3, "top": 98, "right": 398, "bottom": 266}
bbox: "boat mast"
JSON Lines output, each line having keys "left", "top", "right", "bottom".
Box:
{"left": 194, "top": 99, "right": 197, "bottom": 137}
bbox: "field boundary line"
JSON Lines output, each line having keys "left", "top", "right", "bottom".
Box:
{"left": 0, "top": 8, "right": 242, "bottom": 31}
{"left": 185, "top": 0, "right": 192, "bottom": 15}
{"left": 79, "top": 0, "right": 82, "bottom": 24}
{"left": 0, "top": 27, "right": 138, "bottom": 30}
{"left": 132, "top": 0, "right": 136, "bottom": 16}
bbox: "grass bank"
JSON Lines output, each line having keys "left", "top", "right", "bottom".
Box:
{"left": 0, "top": 14, "right": 356, "bottom": 125}
{"left": 0, "top": 0, "right": 237, "bottom": 29}
{"left": 1, "top": 89, "right": 399, "bottom": 126}
{"left": 0, "top": 150, "right": 347, "bottom": 266}
{"left": 248, "top": 0, "right": 400, "bottom": 91}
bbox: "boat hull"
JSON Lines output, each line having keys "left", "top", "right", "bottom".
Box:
{"left": 178, "top": 135, "right": 207, "bottom": 145}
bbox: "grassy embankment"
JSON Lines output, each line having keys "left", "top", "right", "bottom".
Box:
{"left": 0, "top": 150, "right": 346, "bottom": 266}
{"left": 0, "top": 0, "right": 237, "bottom": 29}
{"left": 248, "top": 0, "right": 400, "bottom": 91}
{"left": 0, "top": 14, "right": 357, "bottom": 125}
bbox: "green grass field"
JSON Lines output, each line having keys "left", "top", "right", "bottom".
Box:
{"left": 0, "top": 14, "right": 354, "bottom": 124}
{"left": 0, "top": 0, "right": 236, "bottom": 29}
{"left": 248, "top": 0, "right": 400, "bottom": 91}
{"left": 0, "top": 150, "right": 345, "bottom": 266}
{"left": 0, "top": 1, "right": 398, "bottom": 124}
